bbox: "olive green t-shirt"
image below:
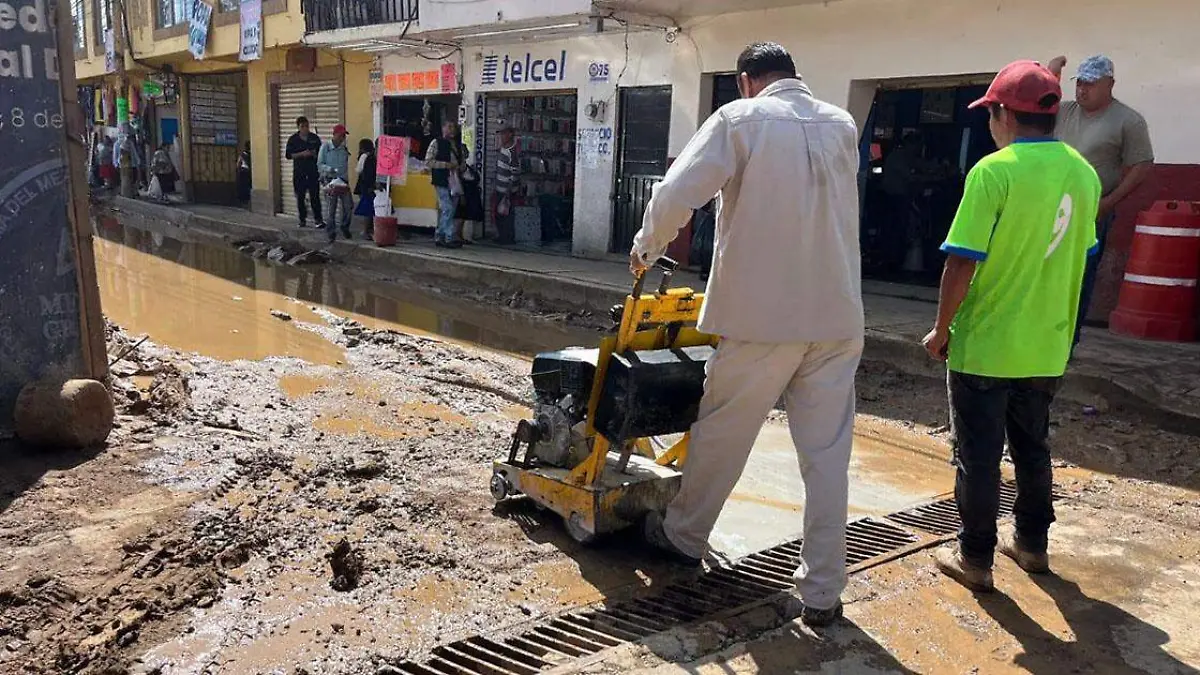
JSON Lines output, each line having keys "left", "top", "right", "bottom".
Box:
{"left": 941, "top": 139, "right": 1101, "bottom": 378}
{"left": 1056, "top": 99, "right": 1154, "bottom": 195}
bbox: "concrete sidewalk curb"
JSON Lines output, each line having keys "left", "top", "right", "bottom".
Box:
{"left": 97, "top": 197, "right": 1200, "bottom": 430}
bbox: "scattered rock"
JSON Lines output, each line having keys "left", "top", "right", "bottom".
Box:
{"left": 345, "top": 459, "right": 386, "bottom": 479}
{"left": 271, "top": 310, "right": 293, "bottom": 321}
{"left": 327, "top": 539, "right": 363, "bottom": 592}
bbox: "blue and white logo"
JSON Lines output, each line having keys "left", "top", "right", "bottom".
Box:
{"left": 588, "top": 62, "right": 610, "bottom": 82}
{"left": 481, "top": 54, "right": 500, "bottom": 86}
{"left": 480, "top": 51, "right": 568, "bottom": 87}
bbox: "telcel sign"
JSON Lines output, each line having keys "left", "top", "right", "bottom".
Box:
{"left": 481, "top": 50, "right": 568, "bottom": 87}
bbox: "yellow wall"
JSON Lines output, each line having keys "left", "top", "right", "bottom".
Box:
{"left": 74, "top": 0, "right": 306, "bottom": 80}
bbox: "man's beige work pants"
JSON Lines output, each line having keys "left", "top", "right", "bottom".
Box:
{"left": 662, "top": 337, "right": 863, "bottom": 611}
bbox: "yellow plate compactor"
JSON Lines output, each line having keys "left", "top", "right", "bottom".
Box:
{"left": 490, "top": 258, "right": 718, "bottom": 544}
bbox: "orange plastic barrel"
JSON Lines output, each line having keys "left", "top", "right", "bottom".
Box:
{"left": 1109, "top": 201, "right": 1200, "bottom": 342}
{"left": 373, "top": 216, "right": 398, "bottom": 247}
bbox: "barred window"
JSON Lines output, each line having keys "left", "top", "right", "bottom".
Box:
{"left": 71, "top": 0, "right": 86, "bottom": 51}
{"left": 94, "top": 0, "right": 112, "bottom": 45}
{"left": 158, "top": 0, "right": 191, "bottom": 28}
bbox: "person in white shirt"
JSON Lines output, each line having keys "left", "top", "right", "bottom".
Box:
{"left": 630, "top": 42, "right": 864, "bottom": 628}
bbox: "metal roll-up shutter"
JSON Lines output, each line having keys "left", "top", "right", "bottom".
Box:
{"left": 276, "top": 80, "right": 342, "bottom": 216}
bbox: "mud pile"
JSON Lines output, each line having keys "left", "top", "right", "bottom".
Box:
{"left": 1, "top": 309, "right": 628, "bottom": 674}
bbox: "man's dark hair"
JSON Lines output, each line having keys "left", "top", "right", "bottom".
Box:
{"left": 989, "top": 96, "right": 1058, "bottom": 135}
{"left": 296, "top": 116, "right": 309, "bottom": 127}
{"left": 737, "top": 42, "right": 797, "bottom": 80}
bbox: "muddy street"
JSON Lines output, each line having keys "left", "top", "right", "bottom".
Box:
{"left": 1, "top": 228, "right": 1198, "bottom": 674}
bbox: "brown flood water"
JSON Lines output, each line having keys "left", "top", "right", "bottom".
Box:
{"left": 92, "top": 221, "right": 590, "bottom": 363}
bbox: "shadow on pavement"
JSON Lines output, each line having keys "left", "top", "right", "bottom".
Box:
{"left": 491, "top": 496, "right": 701, "bottom": 607}
{"left": 0, "top": 438, "right": 106, "bottom": 517}
{"left": 976, "top": 572, "right": 1195, "bottom": 675}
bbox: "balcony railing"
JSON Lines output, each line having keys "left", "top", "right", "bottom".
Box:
{"left": 302, "top": 0, "right": 419, "bottom": 33}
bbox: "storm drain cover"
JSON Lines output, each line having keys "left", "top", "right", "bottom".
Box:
{"left": 391, "top": 480, "right": 1061, "bottom": 674}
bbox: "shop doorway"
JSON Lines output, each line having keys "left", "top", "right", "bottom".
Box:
{"left": 860, "top": 78, "right": 995, "bottom": 286}
{"left": 273, "top": 79, "right": 342, "bottom": 217}
{"left": 381, "top": 95, "right": 462, "bottom": 230}
{"left": 483, "top": 92, "right": 578, "bottom": 253}
{"left": 186, "top": 72, "right": 248, "bottom": 205}
{"left": 610, "top": 86, "right": 672, "bottom": 253}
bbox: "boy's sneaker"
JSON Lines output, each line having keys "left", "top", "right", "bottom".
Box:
{"left": 935, "top": 546, "right": 994, "bottom": 592}
{"left": 998, "top": 532, "right": 1050, "bottom": 574}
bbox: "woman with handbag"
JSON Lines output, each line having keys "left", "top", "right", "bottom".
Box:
{"left": 353, "top": 138, "right": 378, "bottom": 240}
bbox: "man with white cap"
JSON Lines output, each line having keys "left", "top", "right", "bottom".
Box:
{"left": 1048, "top": 55, "right": 1154, "bottom": 345}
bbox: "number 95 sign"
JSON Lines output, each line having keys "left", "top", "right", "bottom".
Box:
{"left": 588, "top": 62, "right": 610, "bottom": 83}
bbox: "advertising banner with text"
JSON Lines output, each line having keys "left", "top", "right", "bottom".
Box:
{"left": 0, "top": 0, "right": 89, "bottom": 430}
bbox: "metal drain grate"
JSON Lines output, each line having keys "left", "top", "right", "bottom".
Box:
{"left": 389, "top": 482, "right": 1075, "bottom": 673}
{"left": 391, "top": 516, "right": 924, "bottom": 673}
{"left": 885, "top": 480, "right": 1066, "bottom": 536}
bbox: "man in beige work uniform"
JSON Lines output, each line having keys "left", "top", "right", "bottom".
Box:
{"left": 630, "top": 42, "right": 864, "bottom": 627}
{"left": 1049, "top": 55, "right": 1154, "bottom": 346}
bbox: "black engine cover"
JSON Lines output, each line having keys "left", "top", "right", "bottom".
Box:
{"left": 595, "top": 345, "right": 714, "bottom": 443}
{"left": 531, "top": 348, "right": 599, "bottom": 405}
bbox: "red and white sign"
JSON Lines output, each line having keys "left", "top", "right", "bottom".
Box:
{"left": 377, "top": 135, "right": 409, "bottom": 182}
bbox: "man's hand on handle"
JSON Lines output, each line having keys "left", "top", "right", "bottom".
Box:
{"left": 629, "top": 251, "right": 649, "bottom": 275}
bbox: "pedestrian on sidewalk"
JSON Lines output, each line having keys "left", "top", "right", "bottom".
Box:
{"left": 426, "top": 121, "right": 465, "bottom": 248}
{"left": 922, "top": 61, "right": 1100, "bottom": 592}
{"left": 285, "top": 116, "right": 325, "bottom": 229}
{"left": 353, "top": 138, "right": 378, "bottom": 240}
{"left": 456, "top": 159, "right": 485, "bottom": 243}
{"left": 318, "top": 123, "right": 354, "bottom": 243}
{"left": 97, "top": 136, "right": 117, "bottom": 189}
{"left": 630, "top": 42, "right": 864, "bottom": 628}
{"left": 1047, "top": 55, "right": 1154, "bottom": 348}
{"left": 493, "top": 126, "right": 519, "bottom": 245}
{"left": 237, "top": 141, "right": 252, "bottom": 204}
{"left": 149, "top": 144, "right": 177, "bottom": 200}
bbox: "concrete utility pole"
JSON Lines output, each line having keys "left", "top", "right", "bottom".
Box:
{"left": 0, "top": 0, "right": 109, "bottom": 437}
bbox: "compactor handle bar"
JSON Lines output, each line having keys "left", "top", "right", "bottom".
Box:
{"left": 631, "top": 256, "right": 680, "bottom": 299}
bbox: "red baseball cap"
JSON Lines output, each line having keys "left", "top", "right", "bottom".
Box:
{"left": 332, "top": 124, "right": 348, "bottom": 135}
{"left": 969, "top": 60, "right": 1062, "bottom": 114}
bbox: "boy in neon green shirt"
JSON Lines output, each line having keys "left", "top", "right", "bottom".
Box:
{"left": 922, "top": 60, "right": 1100, "bottom": 592}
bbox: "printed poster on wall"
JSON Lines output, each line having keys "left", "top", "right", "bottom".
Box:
{"left": 376, "top": 135, "right": 409, "bottom": 184}
{"left": 440, "top": 63, "right": 458, "bottom": 94}
{"left": 188, "top": 0, "right": 214, "bottom": 60}
{"left": 239, "top": 0, "right": 262, "bottom": 62}
{"left": 103, "top": 29, "right": 116, "bottom": 73}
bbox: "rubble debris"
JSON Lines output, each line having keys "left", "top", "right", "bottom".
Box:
{"left": 327, "top": 539, "right": 364, "bottom": 592}
{"left": 270, "top": 310, "right": 294, "bottom": 322}
{"left": 287, "top": 250, "right": 332, "bottom": 266}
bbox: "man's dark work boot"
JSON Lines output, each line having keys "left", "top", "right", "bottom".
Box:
{"left": 643, "top": 511, "right": 701, "bottom": 568}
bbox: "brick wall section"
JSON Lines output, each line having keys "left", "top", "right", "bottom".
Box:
{"left": 1090, "top": 164, "right": 1200, "bottom": 325}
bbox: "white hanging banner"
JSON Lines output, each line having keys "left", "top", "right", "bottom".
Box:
{"left": 239, "top": 0, "right": 262, "bottom": 62}
{"left": 188, "top": 0, "right": 214, "bottom": 60}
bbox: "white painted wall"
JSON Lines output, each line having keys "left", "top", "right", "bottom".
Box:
{"left": 407, "top": 0, "right": 1198, "bottom": 260}
{"left": 418, "top": 0, "right": 594, "bottom": 33}
{"left": 667, "top": 0, "right": 1199, "bottom": 164}
{"left": 462, "top": 31, "right": 676, "bottom": 257}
